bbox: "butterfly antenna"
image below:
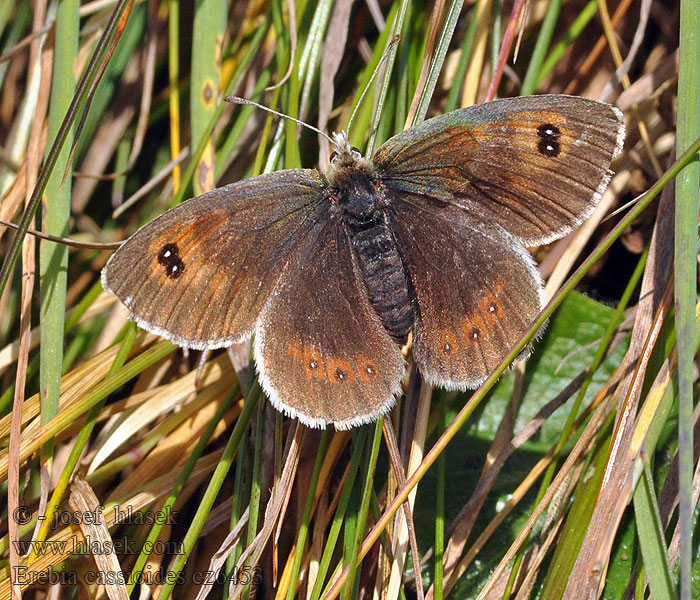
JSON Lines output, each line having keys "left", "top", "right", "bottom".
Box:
{"left": 225, "top": 96, "right": 335, "bottom": 145}
{"left": 346, "top": 36, "right": 401, "bottom": 136}
{"left": 0, "top": 218, "right": 122, "bottom": 250}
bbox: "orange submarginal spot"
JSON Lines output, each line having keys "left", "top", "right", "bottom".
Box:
{"left": 357, "top": 354, "right": 379, "bottom": 382}
{"left": 326, "top": 356, "right": 356, "bottom": 384}
{"left": 438, "top": 329, "right": 460, "bottom": 357}
{"left": 287, "top": 342, "right": 303, "bottom": 361}
{"left": 478, "top": 282, "right": 505, "bottom": 327}
{"left": 460, "top": 315, "right": 485, "bottom": 346}
{"left": 287, "top": 343, "right": 325, "bottom": 381}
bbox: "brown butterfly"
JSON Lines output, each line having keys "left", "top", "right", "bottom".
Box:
{"left": 102, "top": 94, "right": 625, "bottom": 429}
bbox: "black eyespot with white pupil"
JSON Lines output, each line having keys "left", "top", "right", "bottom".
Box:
{"left": 537, "top": 123, "right": 561, "bottom": 157}
{"left": 158, "top": 243, "right": 185, "bottom": 279}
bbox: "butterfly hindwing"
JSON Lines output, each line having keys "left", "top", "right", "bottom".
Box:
{"left": 389, "top": 198, "right": 544, "bottom": 389}
{"left": 375, "top": 95, "right": 624, "bottom": 245}
{"left": 255, "top": 210, "right": 405, "bottom": 429}
{"left": 102, "top": 169, "right": 327, "bottom": 349}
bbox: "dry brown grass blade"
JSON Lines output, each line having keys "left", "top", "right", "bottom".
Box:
{"left": 563, "top": 0, "right": 635, "bottom": 95}
{"left": 274, "top": 427, "right": 302, "bottom": 569}
{"left": 8, "top": 8, "right": 51, "bottom": 596}
{"left": 382, "top": 413, "right": 425, "bottom": 600}
{"left": 127, "top": 0, "right": 159, "bottom": 168}
{"left": 405, "top": 0, "right": 447, "bottom": 125}
{"left": 283, "top": 432, "right": 350, "bottom": 597}
{"left": 318, "top": 0, "right": 353, "bottom": 166}
{"left": 0, "top": 218, "right": 123, "bottom": 249}
{"left": 598, "top": 0, "right": 663, "bottom": 179}
{"left": 308, "top": 486, "right": 333, "bottom": 598}
{"left": 562, "top": 184, "right": 676, "bottom": 596}
{"left": 104, "top": 392, "right": 240, "bottom": 502}
{"left": 303, "top": 440, "right": 353, "bottom": 596}
{"left": 72, "top": 53, "right": 140, "bottom": 212}
{"left": 55, "top": 384, "right": 160, "bottom": 446}
{"left": 69, "top": 479, "right": 130, "bottom": 600}
{"left": 565, "top": 285, "right": 673, "bottom": 597}
{"left": 193, "top": 507, "right": 250, "bottom": 600}
{"left": 0, "top": 159, "right": 28, "bottom": 242}
{"left": 0, "top": 291, "right": 118, "bottom": 376}
{"left": 474, "top": 388, "right": 619, "bottom": 600}
{"left": 7, "top": 170, "right": 34, "bottom": 600}
{"left": 60, "top": 0, "right": 137, "bottom": 192}
{"left": 113, "top": 146, "right": 188, "bottom": 218}
{"left": 544, "top": 170, "right": 630, "bottom": 299}
{"left": 0, "top": 333, "right": 151, "bottom": 438}
{"left": 485, "top": 0, "right": 529, "bottom": 101}
{"left": 426, "top": 373, "right": 586, "bottom": 600}
{"left": 513, "top": 464, "right": 586, "bottom": 600}
{"left": 599, "top": 0, "right": 653, "bottom": 103}
{"left": 0, "top": 338, "right": 164, "bottom": 481}
{"left": 462, "top": 0, "right": 492, "bottom": 107}
{"left": 0, "top": 21, "right": 53, "bottom": 65}
{"left": 228, "top": 423, "right": 304, "bottom": 599}
{"left": 26, "top": 19, "right": 54, "bottom": 562}
{"left": 617, "top": 50, "right": 679, "bottom": 111}
{"left": 0, "top": 451, "right": 223, "bottom": 599}
{"left": 436, "top": 364, "right": 624, "bottom": 598}
{"left": 426, "top": 365, "right": 528, "bottom": 598}
{"left": 86, "top": 353, "right": 233, "bottom": 473}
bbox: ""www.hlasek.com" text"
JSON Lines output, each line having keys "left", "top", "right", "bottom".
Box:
{"left": 13, "top": 536, "right": 183, "bottom": 556}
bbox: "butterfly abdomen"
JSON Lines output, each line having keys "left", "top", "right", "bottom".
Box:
{"left": 346, "top": 213, "right": 414, "bottom": 344}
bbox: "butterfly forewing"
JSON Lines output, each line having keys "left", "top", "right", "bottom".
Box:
{"left": 102, "top": 169, "right": 327, "bottom": 349}
{"left": 255, "top": 211, "right": 405, "bottom": 429}
{"left": 389, "top": 200, "right": 544, "bottom": 388}
{"left": 375, "top": 95, "right": 625, "bottom": 245}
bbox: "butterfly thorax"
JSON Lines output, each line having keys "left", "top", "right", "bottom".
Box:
{"left": 334, "top": 169, "right": 382, "bottom": 218}
{"left": 326, "top": 148, "right": 415, "bottom": 343}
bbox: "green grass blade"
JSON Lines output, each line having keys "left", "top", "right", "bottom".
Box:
{"left": 433, "top": 394, "right": 447, "bottom": 599}
{"left": 190, "top": 0, "right": 227, "bottom": 195}
{"left": 675, "top": 1, "right": 700, "bottom": 598}
{"left": 411, "top": 0, "right": 465, "bottom": 124}
{"left": 39, "top": 0, "right": 78, "bottom": 461}
{"left": 156, "top": 384, "right": 261, "bottom": 600}
{"left": 444, "top": 1, "right": 480, "bottom": 112}
{"left": 634, "top": 458, "right": 677, "bottom": 600}
{"left": 126, "top": 386, "right": 237, "bottom": 594}
{"left": 520, "top": 0, "right": 561, "bottom": 95}
{"left": 536, "top": 0, "right": 598, "bottom": 91}
{"left": 285, "top": 430, "right": 331, "bottom": 600}
{"left": 308, "top": 428, "right": 367, "bottom": 600}
{"left": 0, "top": 0, "right": 135, "bottom": 309}
{"left": 343, "top": 420, "right": 383, "bottom": 599}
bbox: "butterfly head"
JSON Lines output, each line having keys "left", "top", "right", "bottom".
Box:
{"left": 327, "top": 131, "right": 374, "bottom": 185}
